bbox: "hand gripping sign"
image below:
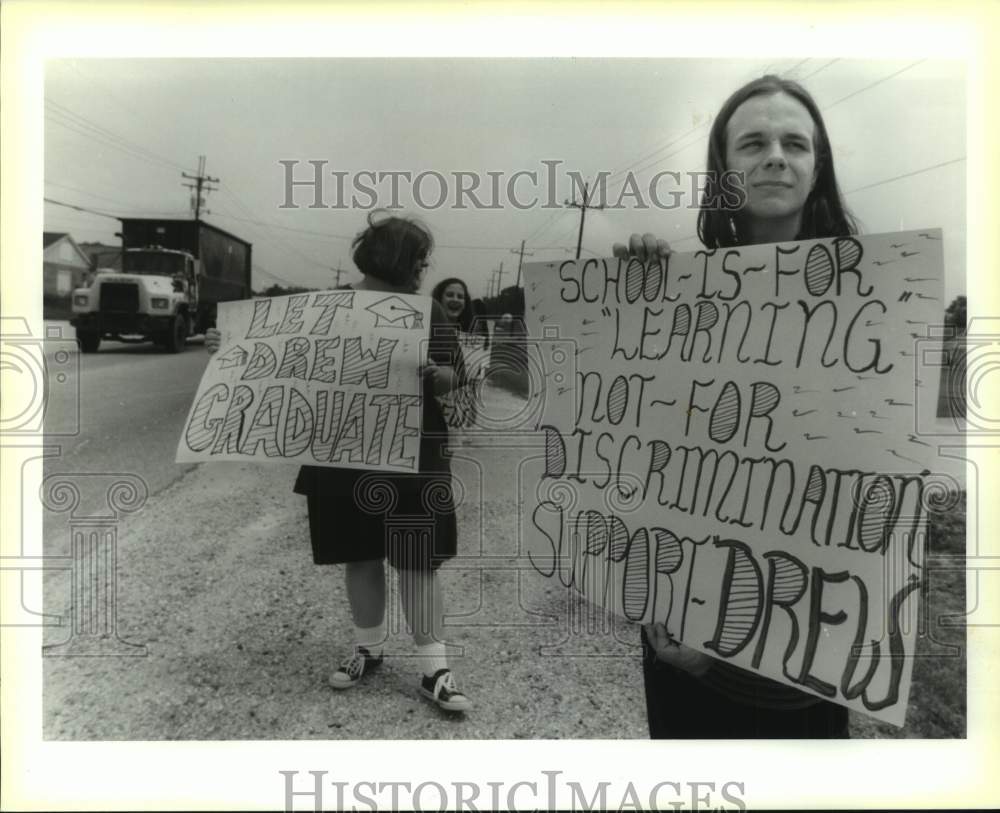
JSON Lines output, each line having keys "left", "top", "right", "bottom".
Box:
{"left": 523, "top": 229, "right": 960, "bottom": 726}
{"left": 177, "top": 290, "right": 431, "bottom": 473}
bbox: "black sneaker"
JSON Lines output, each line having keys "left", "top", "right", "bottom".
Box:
{"left": 329, "top": 647, "right": 383, "bottom": 690}
{"left": 419, "top": 668, "right": 471, "bottom": 712}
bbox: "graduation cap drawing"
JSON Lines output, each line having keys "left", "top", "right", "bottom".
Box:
{"left": 365, "top": 295, "right": 425, "bottom": 329}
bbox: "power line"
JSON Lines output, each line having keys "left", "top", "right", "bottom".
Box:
{"left": 801, "top": 58, "right": 840, "bottom": 81}
{"left": 45, "top": 100, "right": 194, "bottom": 175}
{"left": 43, "top": 197, "right": 121, "bottom": 220}
{"left": 844, "top": 157, "right": 965, "bottom": 195}
{"left": 823, "top": 60, "right": 926, "bottom": 111}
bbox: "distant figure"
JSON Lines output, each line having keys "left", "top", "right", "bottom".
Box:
{"left": 432, "top": 277, "right": 490, "bottom": 432}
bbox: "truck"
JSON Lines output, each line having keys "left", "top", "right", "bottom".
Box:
{"left": 70, "top": 218, "right": 252, "bottom": 353}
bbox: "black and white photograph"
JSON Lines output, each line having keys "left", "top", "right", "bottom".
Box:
{"left": 2, "top": 3, "right": 998, "bottom": 811}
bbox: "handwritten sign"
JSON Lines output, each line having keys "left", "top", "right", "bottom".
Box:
{"left": 523, "top": 229, "right": 951, "bottom": 725}
{"left": 176, "top": 290, "right": 431, "bottom": 472}
{"left": 438, "top": 334, "right": 489, "bottom": 429}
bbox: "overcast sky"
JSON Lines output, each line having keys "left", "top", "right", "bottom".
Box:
{"left": 44, "top": 58, "right": 965, "bottom": 303}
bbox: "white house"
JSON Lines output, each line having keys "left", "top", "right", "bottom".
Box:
{"left": 43, "top": 232, "right": 91, "bottom": 297}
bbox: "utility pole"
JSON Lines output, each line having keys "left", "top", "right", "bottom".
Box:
{"left": 511, "top": 240, "right": 534, "bottom": 288}
{"left": 565, "top": 180, "right": 605, "bottom": 259}
{"left": 332, "top": 263, "right": 346, "bottom": 287}
{"left": 182, "top": 155, "right": 219, "bottom": 221}
{"left": 493, "top": 261, "right": 505, "bottom": 296}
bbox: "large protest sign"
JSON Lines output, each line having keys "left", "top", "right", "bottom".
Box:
{"left": 177, "top": 290, "right": 431, "bottom": 472}
{"left": 523, "top": 230, "right": 953, "bottom": 725}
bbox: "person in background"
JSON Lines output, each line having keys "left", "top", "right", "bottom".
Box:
{"left": 206, "top": 212, "right": 472, "bottom": 713}
{"left": 431, "top": 277, "right": 490, "bottom": 433}
{"left": 614, "top": 74, "right": 858, "bottom": 738}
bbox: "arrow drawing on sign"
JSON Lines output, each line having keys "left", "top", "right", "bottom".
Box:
{"left": 900, "top": 250, "right": 920, "bottom": 257}
{"left": 904, "top": 277, "right": 934, "bottom": 282}
{"left": 915, "top": 293, "right": 938, "bottom": 300}
{"left": 832, "top": 386, "right": 855, "bottom": 392}
{"left": 869, "top": 411, "right": 890, "bottom": 420}
{"left": 907, "top": 434, "right": 931, "bottom": 446}
{"left": 836, "top": 410, "right": 857, "bottom": 419}
{"left": 886, "top": 399, "right": 912, "bottom": 407}
{"left": 793, "top": 385, "right": 818, "bottom": 394}
{"left": 792, "top": 408, "right": 817, "bottom": 417}
{"left": 889, "top": 449, "right": 921, "bottom": 465}
{"left": 853, "top": 427, "right": 883, "bottom": 434}
{"left": 217, "top": 345, "right": 248, "bottom": 369}
{"left": 918, "top": 232, "right": 941, "bottom": 240}
{"left": 804, "top": 433, "right": 827, "bottom": 440}
{"left": 872, "top": 259, "right": 896, "bottom": 266}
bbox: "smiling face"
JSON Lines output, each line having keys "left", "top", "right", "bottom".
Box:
{"left": 725, "top": 91, "right": 817, "bottom": 240}
{"left": 440, "top": 282, "right": 467, "bottom": 321}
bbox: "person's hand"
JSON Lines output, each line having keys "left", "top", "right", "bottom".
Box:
{"left": 422, "top": 360, "right": 457, "bottom": 396}
{"left": 644, "top": 622, "right": 713, "bottom": 677}
{"left": 205, "top": 327, "right": 222, "bottom": 355}
{"left": 612, "top": 233, "right": 672, "bottom": 262}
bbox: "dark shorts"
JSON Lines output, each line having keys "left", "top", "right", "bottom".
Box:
{"left": 305, "top": 486, "right": 457, "bottom": 572}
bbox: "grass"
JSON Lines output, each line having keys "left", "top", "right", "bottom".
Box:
{"left": 850, "top": 490, "right": 967, "bottom": 738}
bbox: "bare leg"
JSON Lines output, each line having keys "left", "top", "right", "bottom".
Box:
{"left": 398, "top": 567, "right": 445, "bottom": 646}
{"left": 345, "top": 559, "right": 386, "bottom": 629}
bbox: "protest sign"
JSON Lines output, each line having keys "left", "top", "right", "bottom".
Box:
{"left": 176, "top": 290, "right": 431, "bottom": 472}
{"left": 438, "top": 333, "right": 490, "bottom": 429}
{"left": 523, "top": 229, "right": 953, "bottom": 725}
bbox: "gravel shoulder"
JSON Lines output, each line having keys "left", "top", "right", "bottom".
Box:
{"left": 42, "top": 383, "right": 649, "bottom": 740}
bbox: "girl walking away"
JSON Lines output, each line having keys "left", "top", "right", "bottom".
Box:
{"left": 614, "top": 75, "right": 858, "bottom": 738}
{"left": 206, "top": 211, "right": 471, "bottom": 713}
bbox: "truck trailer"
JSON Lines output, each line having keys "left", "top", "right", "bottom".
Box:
{"left": 70, "top": 218, "right": 252, "bottom": 353}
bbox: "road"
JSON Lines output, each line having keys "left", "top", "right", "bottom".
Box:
{"left": 39, "top": 324, "right": 649, "bottom": 740}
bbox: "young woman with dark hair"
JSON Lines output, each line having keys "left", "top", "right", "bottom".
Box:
{"left": 614, "top": 75, "right": 858, "bottom": 738}
{"left": 431, "top": 277, "right": 491, "bottom": 433}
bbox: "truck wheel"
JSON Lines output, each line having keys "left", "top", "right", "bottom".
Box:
{"left": 77, "top": 331, "right": 100, "bottom": 353}
{"left": 165, "top": 314, "right": 187, "bottom": 353}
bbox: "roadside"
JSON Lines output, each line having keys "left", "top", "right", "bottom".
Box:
{"left": 42, "top": 382, "right": 648, "bottom": 740}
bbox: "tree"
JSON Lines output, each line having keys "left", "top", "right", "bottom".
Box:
{"left": 944, "top": 295, "right": 967, "bottom": 335}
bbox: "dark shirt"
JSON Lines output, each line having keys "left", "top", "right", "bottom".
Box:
{"left": 293, "top": 293, "right": 463, "bottom": 497}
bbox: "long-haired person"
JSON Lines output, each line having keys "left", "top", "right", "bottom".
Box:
{"left": 614, "top": 75, "right": 858, "bottom": 738}
{"left": 431, "top": 276, "right": 490, "bottom": 433}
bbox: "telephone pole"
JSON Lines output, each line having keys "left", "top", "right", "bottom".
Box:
{"left": 492, "top": 261, "right": 505, "bottom": 297}
{"left": 565, "top": 180, "right": 605, "bottom": 259}
{"left": 511, "top": 240, "right": 534, "bottom": 288}
{"left": 332, "top": 263, "right": 347, "bottom": 287}
{"left": 182, "top": 155, "right": 219, "bottom": 221}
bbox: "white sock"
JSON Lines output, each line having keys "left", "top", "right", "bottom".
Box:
{"left": 416, "top": 641, "right": 447, "bottom": 677}
{"left": 354, "top": 622, "right": 385, "bottom": 655}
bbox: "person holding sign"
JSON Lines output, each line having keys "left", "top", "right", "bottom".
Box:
{"left": 613, "top": 75, "right": 857, "bottom": 738}
{"left": 206, "top": 212, "right": 472, "bottom": 713}
{"left": 431, "top": 277, "right": 490, "bottom": 434}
